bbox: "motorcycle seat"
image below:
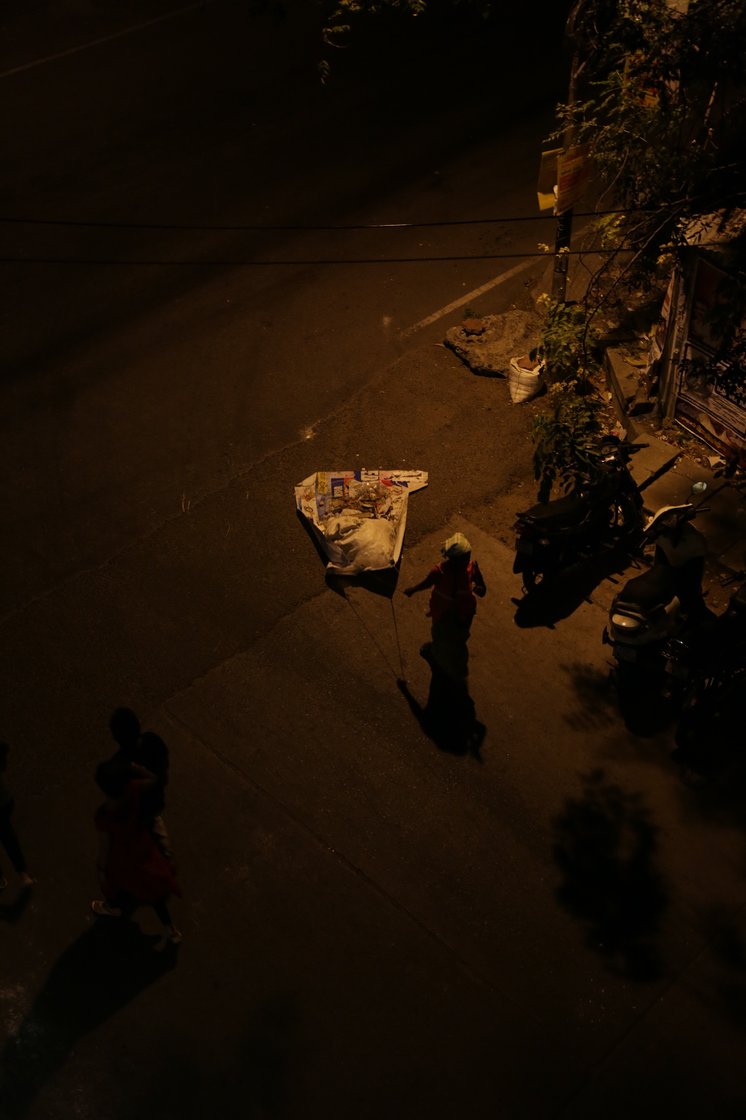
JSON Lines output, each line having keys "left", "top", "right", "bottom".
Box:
{"left": 615, "top": 564, "right": 677, "bottom": 611}
{"left": 517, "top": 493, "right": 587, "bottom": 530}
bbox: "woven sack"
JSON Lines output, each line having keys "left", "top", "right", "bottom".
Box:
{"left": 508, "top": 356, "right": 544, "bottom": 404}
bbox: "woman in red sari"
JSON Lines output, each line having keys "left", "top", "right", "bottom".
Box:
{"left": 92, "top": 761, "right": 181, "bottom": 944}
{"left": 404, "top": 532, "right": 487, "bottom": 679}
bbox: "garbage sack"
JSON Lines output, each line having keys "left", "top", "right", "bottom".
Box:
{"left": 508, "top": 355, "right": 544, "bottom": 403}
{"left": 326, "top": 513, "right": 396, "bottom": 570}
{"left": 295, "top": 469, "right": 428, "bottom": 576}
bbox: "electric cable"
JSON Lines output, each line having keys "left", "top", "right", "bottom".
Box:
{"left": 0, "top": 247, "right": 644, "bottom": 267}
{"left": 0, "top": 210, "right": 603, "bottom": 232}
{"left": 1, "top": 192, "right": 744, "bottom": 234}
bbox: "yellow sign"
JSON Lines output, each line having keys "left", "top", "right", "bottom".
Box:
{"left": 537, "top": 147, "right": 561, "bottom": 212}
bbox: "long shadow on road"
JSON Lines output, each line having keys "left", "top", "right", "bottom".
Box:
{"left": 397, "top": 674, "right": 486, "bottom": 762}
{"left": 0, "top": 919, "right": 178, "bottom": 1118}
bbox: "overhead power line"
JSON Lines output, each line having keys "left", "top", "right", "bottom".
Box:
{"left": 2, "top": 193, "right": 743, "bottom": 237}
{"left": 0, "top": 207, "right": 655, "bottom": 234}
{"left": 0, "top": 243, "right": 730, "bottom": 267}
{"left": 0, "top": 247, "right": 642, "bottom": 267}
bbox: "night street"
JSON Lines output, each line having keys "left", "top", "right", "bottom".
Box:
{"left": 2, "top": 3, "right": 746, "bottom": 1118}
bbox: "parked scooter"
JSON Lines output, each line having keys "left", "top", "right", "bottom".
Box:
{"left": 669, "top": 583, "right": 746, "bottom": 773}
{"left": 513, "top": 438, "right": 644, "bottom": 590}
{"left": 603, "top": 503, "right": 708, "bottom": 688}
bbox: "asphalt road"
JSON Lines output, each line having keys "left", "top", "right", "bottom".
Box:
{"left": 2, "top": 0, "right": 567, "bottom": 613}
{"left": 5, "top": 4, "right": 746, "bottom": 1119}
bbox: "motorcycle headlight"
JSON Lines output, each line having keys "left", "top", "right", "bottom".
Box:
{"left": 611, "top": 613, "right": 645, "bottom": 633}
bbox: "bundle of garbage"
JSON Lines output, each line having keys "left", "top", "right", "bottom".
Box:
{"left": 294, "top": 469, "right": 428, "bottom": 576}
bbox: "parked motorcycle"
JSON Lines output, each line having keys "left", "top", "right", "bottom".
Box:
{"left": 669, "top": 583, "right": 746, "bottom": 773}
{"left": 603, "top": 503, "right": 708, "bottom": 690}
{"left": 513, "top": 438, "right": 644, "bottom": 590}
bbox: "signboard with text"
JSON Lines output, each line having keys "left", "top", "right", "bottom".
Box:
{"left": 555, "top": 144, "right": 591, "bottom": 214}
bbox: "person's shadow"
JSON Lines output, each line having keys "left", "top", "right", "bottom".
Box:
{"left": 0, "top": 918, "right": 179, "bottom": 1117}
{"left": 397, "top": 667, "right": 486, "bottom": 761}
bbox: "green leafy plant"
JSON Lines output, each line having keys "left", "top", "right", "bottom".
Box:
{"left": 556, "top": 0, "right": 746, "bottom": 288}
{"left": 531, "top": 381, "right": 605, "bottom": 503}
{"left": 536, "top": 295, "right": 599, "bottom": 384}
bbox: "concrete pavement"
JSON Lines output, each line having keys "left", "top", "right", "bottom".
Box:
{"left": 3, "top": 311, "right": 746, "bottom": 1118}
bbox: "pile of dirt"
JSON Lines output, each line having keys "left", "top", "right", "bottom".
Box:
{"left": 444, "top": 309, "right": 542, "bottom": 378}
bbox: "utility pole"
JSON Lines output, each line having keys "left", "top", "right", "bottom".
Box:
{"left": 551, "top": 207, "right": 573, "bottom": 302}
{"left": 551, "top": 0, "right": 585, "bottom": 303}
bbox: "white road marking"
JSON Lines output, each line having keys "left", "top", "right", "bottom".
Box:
{"left": 399, "top": 256, "right": 542, "bottom": 338}
{"left": 400, "top": 222, "right": 594, "bottom": 338}
{"left": 0, "top": 2, "right": 207, "bottom": 80}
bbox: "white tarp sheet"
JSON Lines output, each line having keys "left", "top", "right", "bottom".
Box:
{"left": 295, "top": 469, "right": 428, "bottom": 575}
